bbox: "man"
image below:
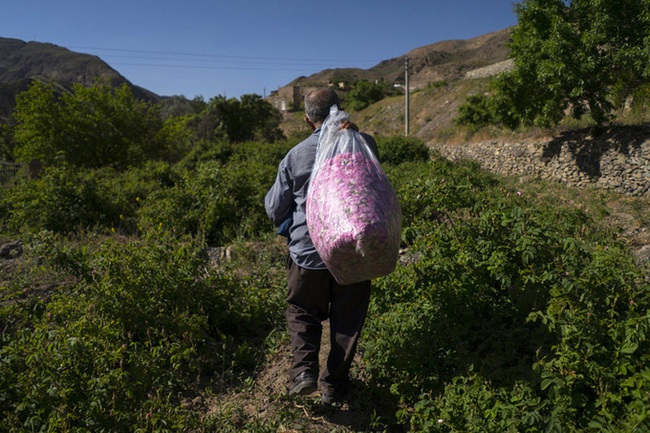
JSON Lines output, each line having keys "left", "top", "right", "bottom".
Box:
{"left": 264, "top": 88, "right": 379, "bottom": 405}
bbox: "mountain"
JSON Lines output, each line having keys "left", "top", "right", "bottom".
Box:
{"left": 272, "top": 28, "right": 511, "bottom": 93}
{"left": 0, "top": 37, "right": 159, "bottom": 120}
{"left": 271, "top": 28, "right": 513, "bottom": 139}
{"left": 267, "top": 28, "right": 512, "bottom": 119}
{"left": 0, "top": 28, "right": 512, "bottom": 135}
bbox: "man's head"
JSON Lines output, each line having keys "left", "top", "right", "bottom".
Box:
{"left": 304, "top": 88, "right": 340, "bottom": 128}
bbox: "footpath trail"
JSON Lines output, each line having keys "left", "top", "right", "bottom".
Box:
{"left": 203, "top": 321, "right": 392, "bottom": 432}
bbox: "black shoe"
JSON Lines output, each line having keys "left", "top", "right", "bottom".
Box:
{"left": 288, "top": 372, "right": 318, "bottom": 396}
{"left": 320, "top": 383, "right": 350, "bottom": 406}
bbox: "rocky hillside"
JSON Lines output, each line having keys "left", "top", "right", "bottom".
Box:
{"left": 0, "top": 37, "right": 159, "bottom": 120}
{"left": 281, "top": 28, "right": 511, "bottom": 91}
{"left": 272, "top": 28, "right": 512, "bottom": 139}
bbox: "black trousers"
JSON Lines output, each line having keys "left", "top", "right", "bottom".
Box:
{"left": 286, "top": 258, "right": 371, "bottom": 394}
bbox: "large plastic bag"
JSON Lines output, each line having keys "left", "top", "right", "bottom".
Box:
{"left": 306, "top": 106, "right": 402, "bottom": 285}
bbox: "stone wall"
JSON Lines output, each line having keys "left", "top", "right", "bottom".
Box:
{"left": 465, "top": 59, "right": 514, "bottom": 80}
{"left": 429, "top": 125, "right": 650, "bottom": 197}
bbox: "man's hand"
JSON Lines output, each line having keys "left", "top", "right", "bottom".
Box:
{"left": 340, "top": 121, "right": 359, "bottom": 131}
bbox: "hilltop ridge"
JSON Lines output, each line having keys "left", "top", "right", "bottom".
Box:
{"left": 269, "top": 27, "right": 511, "bottom": 95}
{"left": 267, "top": 28, "right": 512, "bottom": 138}
{"left": 0, "top": 37, "right": 159, "bottom": 120}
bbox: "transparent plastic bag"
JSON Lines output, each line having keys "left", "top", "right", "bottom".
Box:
{"left": 306, "top": 106, "right": 402, "bottom": 285}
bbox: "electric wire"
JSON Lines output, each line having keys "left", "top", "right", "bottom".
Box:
{"left": 67, "top": 45, "right": 377, "bottom": 72}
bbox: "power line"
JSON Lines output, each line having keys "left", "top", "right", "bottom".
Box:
{"left": 68, "top": 45, "right": 375, "bottom": 65}
{"left": 101, "top": 53, "right": 370, "bottom": 69}
{"left": 110, "top": 62, "right": 328, "bottom": 72}
{"left": 102, "top": 54, "right": 368, "bottom": 71}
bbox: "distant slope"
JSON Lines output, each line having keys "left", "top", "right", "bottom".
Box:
{"left": 0, "top": 37, "right": 159, "bottom": 120}
{"left": 274, "top": 28, "right": 513, "bottom": 140}
{"left": 283, "top": 28, "right": 511, "bottom": 91}
{"left": 373, "top": 28, "right": 511, "bottom": 88}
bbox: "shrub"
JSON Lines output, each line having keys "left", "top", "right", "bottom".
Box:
{"left": 345, "top": 79, "right": 388, "bottom": 111}
{"left": 12, "top": 81, "right": 168, "bottom": 168}
{"left": 0, "top": 232, "right": 285, "bottom": 431}
{"left": 376, "top": 136, "right": 430, "bottom": 166}
{"left": 137, "top": 158, "right": 276, "bottom": 245}
{"left": 363, "top": 162, "right": 650, "bottom": 431}
{"left": 89, "top": 161, "right": 179, "bottom": 234}
{"left": 383, "top": 157, "right": 498, "bottom": 231}
{"left": 456, "top": 93, "right": 496, "bottom": 129}
{"left": 0, "top": 161, "right": 181, "bottom": 236}
{"left": 2, "top": 162, "right": 110, "bottom": 234}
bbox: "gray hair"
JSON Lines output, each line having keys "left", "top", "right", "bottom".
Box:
{"left": 304, "top": 88, "right": 340, "bottom": 124}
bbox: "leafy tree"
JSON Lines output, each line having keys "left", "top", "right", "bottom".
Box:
{"left": 345, "top": 79, "right": 391, "bottom": 111}
{"left": 455, "top": 94, "right": 497, "bottom": 129}
{"left": 458, "top": 0, "right": 650, "bottom": 129}
{"left": 195, "top": 94, "right": 284, "bottom": 143}
{"left": 158, "top": 94, "right": 207, "bottom": 120}
{"left": 12, "top": 81, "right": 167, "bottom": 168}
{"left": 12, "top": 81, "right": 60, "bottom": 163}
{"left": 239, "top": 94, "right": 285, "bottom": 142}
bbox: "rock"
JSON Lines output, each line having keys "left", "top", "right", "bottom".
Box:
{"left": 430, "top": 132, "right": 650, "bottom": 198}
{"left": 202, "top": 245, "right": 236, "bottom": 267}
{"left": 634, "top": 245, "right": 650, "bottom": 266}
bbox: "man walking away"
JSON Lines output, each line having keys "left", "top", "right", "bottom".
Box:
{"left": 265, "top": 88, "right": 379, "bottom": 405}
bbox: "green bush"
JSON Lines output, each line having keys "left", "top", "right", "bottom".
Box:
{"left": 2, "top": 163, "right": 110, "bottom": 233}
{"left": 456, "top": 93, "right": 497, "bottom": 129}
{"left": 345, "top": 79, "right": 388, "bottom": 111}
{"left": 0, "top": 161, "right": 181, "bottom": 236}
{"left": 137, "top": 158, "right": 276, "bottom": 245}
{"left": 0, "top": 232, "right": 285, "bottom": 431}
{"left": 384, "top": 157, "right": 498, "bottom": 231}
{"left": 1, "top": 141, "right": 286, "bottom": 240}
{"left": 363, "top": 160, "right": 650, "bottom": 431}
{"left": 90, "top": 161, "right": 180, "bottom": 234}
{"left": 12, "top": 81, "right": 169, "bottom": 169}
{"left": 376, "top": 136, "right": 430, "bottom": 166}
{"left": 631, "top": 84, "right": 650, "bottom": 113}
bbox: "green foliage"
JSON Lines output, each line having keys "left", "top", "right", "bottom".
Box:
{"left": 158, "top": 95, "right": 207, "bottom": 120}
{"left": 375, "top": 136, "right": 430, "bottom": 166}
{"left": 426, "top": 80, "right": 448, "bottom": 90}
{"left": 137, "top": 141, "right": 286, "bottom": 245}
{"left": 2, "top": 122, "right": 650, "bottom": 431}
{"left": 136, "top": 160, "right": 269, "bottom": 245}
{"left": 12, "top": 81, "right": 169, "bottom": 168}
{"left": 363, "top": 157, "right": 650, "bottom": 431}
{"left": 0, "top": 141, "right": 289, "bottom": 241}
{"left": 458, "top": 0, "right": 650, "bottom": 129}
{"left": 455, "top": 94, "right": 497, "bottom": 129}
{"left": 384, "top": 156, "right": 498, "bottom": 230}
{"left": 2, "top": 161, "right": 110, "bottom": 233}
{"left": 89, "top": 161, "right": 180, "bottom": 234}
{"left": 631, "top": 83, "right": 650, "bottom": 113}
{"left": 194, "top": 94, "right": 285, "bottom": 143}
{"left": 0, "top": 161, "right": 180, "bottom": 235}
{"left": 0, "top": 232, "right": 285, "bottom": 431}
{"left": 0, "top": 122, "right": 16, "bottom": 160}
{"left": 345, "top": 79, "right": 395, "bottom": 111}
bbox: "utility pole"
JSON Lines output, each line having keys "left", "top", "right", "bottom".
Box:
{"left": 405, "top": 57, "right": 410, "bottom": 136}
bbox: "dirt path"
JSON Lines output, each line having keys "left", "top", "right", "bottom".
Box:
{"left": 202, "top": 321, "right": 393, "bottom": 432}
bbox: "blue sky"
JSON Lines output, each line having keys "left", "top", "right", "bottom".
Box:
{"left": 2, "top": 0, "right": 519, "bottom": 99}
